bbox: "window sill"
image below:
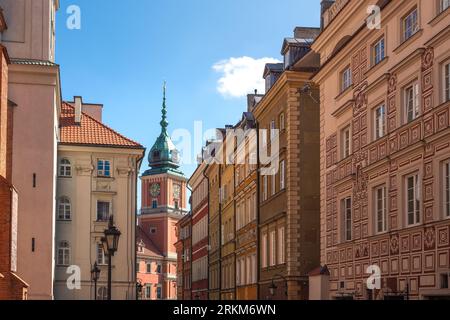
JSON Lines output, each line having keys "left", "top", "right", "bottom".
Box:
{"left": 393, "top": 29, "right": 423, "bottom": 55}
{"left": 428, "top": 7, "right": 450, "bottom": 26}
{"left": 58, "top": 176, "right": 72, "bottom": 179}
{"left": 335, "top": 85, "right": 353, "bottom": 102}
{"left": 56, "top": 219, "right": 72, "bottom": 222}
{"left": 365, "top": 57, "right": 389, "bottom": 78}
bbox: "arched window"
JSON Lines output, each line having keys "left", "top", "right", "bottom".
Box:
{"left": 57, "top": 241, "right": 71, "bottom": 266}
{"left": 58, "top": 197, "right": 71, "bottom": 220}
{"left": 59, "top": 158, "right": 72, "bottom": 177}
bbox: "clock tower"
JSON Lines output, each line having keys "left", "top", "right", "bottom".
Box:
{"left": 137, "top": 83, "right": 188, "bottom": 300}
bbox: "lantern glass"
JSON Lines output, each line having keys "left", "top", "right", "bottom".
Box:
{"left": 269, "top": 282, "right": 277, "bottom": 296}
{"left": 104, "top": 226, "right": 121, "bottom": 254}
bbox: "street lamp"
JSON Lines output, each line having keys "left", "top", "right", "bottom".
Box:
{"left": 91, "top": 262, "right": 101, "bottom": 300}
{"left": 102, "top": 216, "right": 121, "bottom": 300}
{"left": 269, "top": 274, "right": 288, "bottom": 299}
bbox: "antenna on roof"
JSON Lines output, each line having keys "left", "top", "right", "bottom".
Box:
{"left": 254, "top": 89, "right": 258, "bottom": 95}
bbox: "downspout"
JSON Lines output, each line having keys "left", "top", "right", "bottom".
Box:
{"left": 256, "top": 120, "right": 261, "bottom": 299}
{"left": 218, "top": 164, "right": 222, "bottom": 299}
{"left": 186, "top": 184, "right": 192, "bottom": 299}
{"left": 202, "top": 164, "right": 210, "bottom": 300}
{"left": 135, "top": 150, "right": 145, "bottom": 300}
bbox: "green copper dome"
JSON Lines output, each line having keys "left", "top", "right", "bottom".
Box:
{"left": 143, "top": 82, "right": 184, "bottom": 177}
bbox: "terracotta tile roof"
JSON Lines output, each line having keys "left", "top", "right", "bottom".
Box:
{"left": 60, "top": 102, "right": 143, "bottom": 148}
{"left": 137, "top": 226, "right": 164, "bottom": 258}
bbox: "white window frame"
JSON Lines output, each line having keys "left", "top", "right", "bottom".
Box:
{"left": 57, "top": 241, "right": 70, "bottom": 266}
{"left": 59, "top": 158, "right": 72, "bottom": 177}
{"left": 58, "top": 197, "right": 71, "bottom": 221}
{"left": 443, "top": 60, "right": 450, "bottom": 103}
{"left": 372, "top": 37, "right": 385, "bottom": 66}
{"left": 443, "top": 160, "right": 450, "bottom": 218}
{"left": 277, "top": 226, "right": 285, "bottom": 264}
{"left": 97, "top": 243, "right": 109, "bottom": 265}
{"left": 342, "top": 197, "right": 352, "bottom": 241}
{"left": 374, "top": 103, "right": 386, "bottom": 140}
{"left": 97, "top": 159, "right": 111, "bottom": 177}
{"left": 341, "top": 125, "right": 351, "bottom": 159}
{"left": 279, "top": 113, "right": 285, "bottom": 131}
{"left": 405, "top": 173, "right": 421, "bottom": 226}
{"left": 280, "top": 160, "right": 286, "bottom": 190}
{"left": 269, "top": 230, "right": 276, "bottom": 267}
{"left": 441, "top": 0, "right": 450, "bottom": 12}
{"left": 270, "top": 120, "right": 276, "bottom": 140}
{"left": 261, "top": 233, "right": 268, "bottom": 268}
{"left": 404, "top": 81, "right": 420, "bottom": 123}
{"left": 271, "top": 171, "right": 276, "bottom": 196}
{"left": 375, "top": 185, "right": 387, "bottom": 234}
{"left": 402, "top": 7, "right": 419, "bottom": 42}
{"left": 341, "top": 66, "right": 352, "bottom": 92}
{"left": 263, "top": 175, "right": 268, "bottom": 201}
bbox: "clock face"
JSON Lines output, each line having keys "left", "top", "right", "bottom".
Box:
{"left": 173, "top": 184, "right": 181, "bottom": 199}
{"left": 150, "top": 183, "right": 161, "bottom": 197}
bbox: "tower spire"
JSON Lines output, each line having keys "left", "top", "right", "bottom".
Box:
{"left": 160, "top": 81, "right": 169, "bottom": 134}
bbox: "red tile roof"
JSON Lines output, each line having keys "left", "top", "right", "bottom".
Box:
{"left": 60, "top": 102, "right": 143, "bottom": 148}
{"left": 137, "top": 226, "right": 164, "bottom": 258}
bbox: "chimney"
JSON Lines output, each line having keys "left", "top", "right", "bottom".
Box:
{"left": 321, "top": 0, "right": 335, "bottom": 30}
{"left": 74, "top": 96, "right": 82, "bottom": 124}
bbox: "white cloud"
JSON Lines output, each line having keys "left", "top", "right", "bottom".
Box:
{"left": 212, "top": 56, "right": 281, "bottom": 98}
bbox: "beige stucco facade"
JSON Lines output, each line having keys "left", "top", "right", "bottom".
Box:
{"left": 54, "top": 144, "right": 144, "bottom": 300}
{"left": 313, "top": 0, "right": 450, "bottom": 299}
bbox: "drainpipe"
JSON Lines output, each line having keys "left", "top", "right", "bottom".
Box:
{"left": 202, "top": 164, "right": 210, "bottom": 300}
{"left": 135, "top": 150, "right": 145, "bottom": 300}
{"left": 255, "top": 120, "right": 261, "bottom": 300}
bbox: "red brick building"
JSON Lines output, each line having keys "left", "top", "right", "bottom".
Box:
{"left": 175, "top": 213, "right": 192, "bottom": 300}
{"left": 189, "top": 161, "right": 209, "bottom": 300}
{"left": 0, "top": 35, "right": 28, "bottom": 300}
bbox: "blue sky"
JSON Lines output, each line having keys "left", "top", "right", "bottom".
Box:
{"left": 56, "top": 0, "right": 321, "bottom": 180}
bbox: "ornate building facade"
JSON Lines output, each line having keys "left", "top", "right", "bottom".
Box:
{"left": 313, "top": 0, "right": 450, "bottom": 299}
{"left": 54, "top": 98, "right": 144, "bottom": 300}
{"left": 137, "top": 85, "right": 188, "bottom": 300}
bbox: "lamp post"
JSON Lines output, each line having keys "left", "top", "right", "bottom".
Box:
{"left": 91, "top": 262, "right": 101, "bottom": 300}
{"left": 268, "top": 274, "right": 288, "bottom": 300}
{"left": 102, "top": 216, "right": 121, "bottom": 301}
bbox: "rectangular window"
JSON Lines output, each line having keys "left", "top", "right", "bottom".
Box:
{"left": 280, "top": 113, "right": 285, "bottom": 131}
{"left": 405, "top": 82, "right": 420, "bottom": 123}
{"left": 156, "top": 286, "right": 162, "bottom": 299}
{"left": 251, "top": 254, "right": 257, "bottom": 284}
{"left": 406, "top": 174, "right": 421, "bottom": 225}
{"left": 341, "top": 126, "right": 351, "bottom": 159}
{"left": 372, "top": 38, "right": 385, "bottom": 66}
{"left": 97, "top": 201, "right": 110, "bottom": 222}
{"left": 146, "top": 263, "right": 151, "bottom": 273}
{"left": 271, "top": 172, "right": 276, "bottom": 196}
{"left": 277, "top": 226, "right": 285, "bottom": 264}
{"left": 269, "top": 230, "right": 276, "bottom": 267}
{"left": 236, "top": 259, "right": 241, "bottom": 285}
{"left": 280, "top": 160, "right": 286, "bottom": 190}
{"left": 342, "top": 197, "right": 352, "bottom": 241}
{"left": 270, "top": 120, "right": 276, "bottom": 140}
{"left": 375, "top": 186, "right": 387, "bottom": 233}
{"left": 97, "top": 244, "right": 109, "bottom": 265}
{"left": 403, "top": 8, "right": 418, "bottom": 41}
{"left": 444, "top": 61, "right": 450, "bottom": 102}
{"left": 156, "top": 263, "right": 162, "bottom": 274}
{"left": 444, "top": 161, "right": 450, "bottom": 218}
{"left": 441, "top": 0, "right": 450, "bottom": 13}
{"left": 374, "top": 104, "right": 386, "bottom": 140}
{"left": 97, "top": 159, "right": 111, "bottom": 177}
{"left": 341, "top": 66, "right": 352, "bottom": 92}
{"left": 261, "top": 233, "right": 268, "bottom": 268}
{"left": 246, "top": 256, "right": 251, "bottom": 285}
{"left": 263, "top": 175, "right": 268, "bottom": 201}
{"left": 145, "top": 286, "right": 151, "bottom": 299}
